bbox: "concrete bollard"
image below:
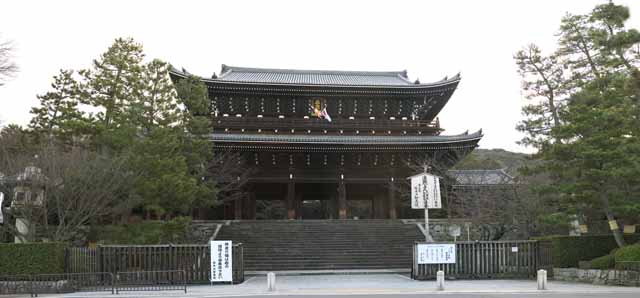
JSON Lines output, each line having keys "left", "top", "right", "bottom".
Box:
{"left": 537, "top": 269, "right": 547, "bottom": 290}
{"left": 436, "top": 270, "right": 445, "bottom": 291}
{"left": 267, "top": 272, "right": 276, "bottom": 291}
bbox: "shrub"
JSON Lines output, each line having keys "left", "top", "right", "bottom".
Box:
{"left": 615, "top": 244, "right": 640, "bottom": 263}
{"left": 534, "top": 234, "right": 640, "bottom": 268}
{"left": 91, "top": 217, "right": 192, "bottom": 244}
{"left": 590, "top": 254, "right": 615, "bottom": 269}
{"left": 0, "top": 243, "right": 66, "bottom": 275}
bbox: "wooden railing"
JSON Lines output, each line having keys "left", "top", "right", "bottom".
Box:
{"left": 412, "top": 240, "right": 553, "bottom": 280}
{"left": 214, "top": 116, "right": 440, "bottom": 132}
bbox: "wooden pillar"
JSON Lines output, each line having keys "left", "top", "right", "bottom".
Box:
{"left": 295, "top": 192, "right": 303, "bottom": 219}
{"left": 388, "top": 180, "right": 397, "bottom": 219}
{"left": 234, "top": 198, "right": 242, "bottom": 220}
{"left": 287, "top": 181, "right": 296, "bottom": 219}
{"left": 373, "top": 193, "right": 385, "bottom": 219}
{"left": 248, "top": 192, "right": 256, "bottom": 220}
{"left": 338, "top": 182, "right": 347, "bottom": 219}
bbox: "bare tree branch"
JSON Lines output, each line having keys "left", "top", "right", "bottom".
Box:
{"left": 0, "top": 36, "right": 18, "bottom": 86}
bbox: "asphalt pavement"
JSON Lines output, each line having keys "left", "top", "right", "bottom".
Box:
{"left": 38, "top": 274, "right": 640, "bottom": 298}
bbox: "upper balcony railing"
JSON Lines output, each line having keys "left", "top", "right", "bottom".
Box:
{"left": 214, "top": 115, "right": 440, "bottom": 132}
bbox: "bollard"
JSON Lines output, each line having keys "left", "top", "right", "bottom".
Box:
{"left": 267, "top": 272, "right": 276, "bottom": 292}
{"left": 436, "top": 270, "right": 445, "bottom": 291}
{"left": 537, "top": 269, "right": 547, "bottom": 290}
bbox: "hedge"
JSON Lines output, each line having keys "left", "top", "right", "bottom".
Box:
{"left": 534, "top": 234, "right": 640, "bottom": 268}
{"left": 590, "top": 254, "right": 615, "bottom": 269}
{"left": 0, "top": 243, "right": 66, "bottom": 275}
{"left": 615, "top": 244, "right": 640, "bottom": 262}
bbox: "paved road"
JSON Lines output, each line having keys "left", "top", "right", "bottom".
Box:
{"left": 47, "top": 274, "right": 640, "bottom": 298}
{"left": 214, "top": 293, "right": 638, "bottom": 298}
{"left": 214, "top": 295, "right": 640, "bottom": 298}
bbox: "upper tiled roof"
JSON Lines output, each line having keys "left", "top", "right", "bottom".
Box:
{"left": 217, "top": 65, "right": 414, "bottom": 86}
{"left": 211, "top": 130, "right": 482, "bottom": 145}
{"left": 448, "top": 169, "right": 514, "bottom": 185}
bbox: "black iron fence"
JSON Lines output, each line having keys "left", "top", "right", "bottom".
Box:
{"left": 613, "top": 261, "right": 640, "bottom": 286}
{"left": 115, "top": 270, "right": 186, "bottom": 294}
{"left": 412, "top": 240, "right": 553, "bottom": 280}
{"left": 66, "top": 244, "right": 244, "bottom": 284}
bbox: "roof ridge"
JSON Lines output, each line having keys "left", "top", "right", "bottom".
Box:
{"left": 220, "top": 64, "right": 408, "bottom": 77}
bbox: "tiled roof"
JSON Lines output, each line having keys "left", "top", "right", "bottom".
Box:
{"left": 448, "top": 169, "right": 514, "bottom": 185}
{"left": 217, "top": 65, "right": 414, "bottom": 86}
{"left": 211, "top": 130, "right": 482, "bottom": 145}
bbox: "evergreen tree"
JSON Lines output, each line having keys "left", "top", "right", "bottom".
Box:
{"left": 175, "top": 75, "right": 217, "bottom": 211}
{"left": 79, "top": 37, "right": 145, "bottom": 152}
{"left": 517, "top": 1, "right": 640, "bottom": 247}
{"left": 514, "top": 44, "right": 565, "bottom": 148}
{"left": 135, "top": 59, "right": 182, "bottom": 132}
{"left": 29, "top": 69, "right": 86, "bottom": 144}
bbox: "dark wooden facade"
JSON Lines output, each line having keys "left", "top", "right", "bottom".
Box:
{"left": 171, "top": 65, "right": 482, "bottom": 219}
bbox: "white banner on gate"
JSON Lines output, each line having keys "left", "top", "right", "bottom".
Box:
{"left": 411, "top": 175, "right": 425, "bottom": 209}
{"left": 417, "top": 243, "right": 456, "bottom": 264}
{"left": 210, "top": 240, "right": 233, "bottom": 282}
{"left": 410, "top": 173, "right": 441, "bottom": 209}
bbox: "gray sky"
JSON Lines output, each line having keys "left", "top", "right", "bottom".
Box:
{"left": 1, "top": 0, "right": 638, "bottom": 153}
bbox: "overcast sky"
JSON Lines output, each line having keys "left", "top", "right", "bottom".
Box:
{"left": 1, "top": 0, "right": 638, "bottom": 153}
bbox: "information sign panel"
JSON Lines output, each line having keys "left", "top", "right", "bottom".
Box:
{"left": 417, "top": 243, "right": 456, "bottom": 264}
{"left": 210, "top": 240, "right": 233, "bottom": 282}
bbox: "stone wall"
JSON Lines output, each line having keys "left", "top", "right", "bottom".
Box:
{"left": 553, "top": 268, "right": 639, "bottom": 286}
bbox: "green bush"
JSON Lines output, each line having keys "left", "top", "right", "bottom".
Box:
{"left": 0, "top": 243, "right": 66, "bottom": 275}
{"left": 91, "top": 217, "right": 192, "bottom": 244}
{"left": 590, "top": 254, "right": 615, "bottom": 269}
{"left": 615, "top": 244, "right": 640, "bottom": 262}
{"left": 534, "top": 234, "right": 640, "bottom": 268}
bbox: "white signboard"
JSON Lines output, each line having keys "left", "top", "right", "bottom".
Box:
{"left": 0, "top": 192, "right": 4, "bottom": 224}
{"left": 210, "top": 240, "right": 233, "bottom": 282}
{"left": 417, "top": 243, "right": 456, "bottom": 264}
{"left": 410, "top": 173, "right": 441, "bottom": 209}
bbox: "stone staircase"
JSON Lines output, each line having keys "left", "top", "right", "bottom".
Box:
{"left": 215, "top": 219, "right": 425, "bottom": 272}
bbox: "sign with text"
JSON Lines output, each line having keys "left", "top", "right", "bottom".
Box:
{"left": 410, "top": 173, "right": 442, "bottom": 209}
{"left": 0, "top": 192, "right": 4, "bottom": 224}
{"left": 417, "top": 243, "right": 456, "bottom": 264}
{"left": 210, "top": 240, "right": 233, "bottom": 282}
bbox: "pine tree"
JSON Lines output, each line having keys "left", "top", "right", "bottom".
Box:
{"left": 29, "top": 69, "right": 86, "bottom": 144}
{"left": 517, "top": 1, "right": 640, "bottom": 247}
{"left": 134, "top": 59, "right": 182, "bottom": 132}
{"left": 79, "top": 37, "right": 145, "bottom": 152}
{"left": 175, "top": 75, "right": 217, "bottom": 212}
{"left": 514, "top": 44, "right": 565, "bottom": 148}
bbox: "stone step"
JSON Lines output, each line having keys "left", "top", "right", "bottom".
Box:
{"left": 207, "top": 219, "right": 424, "bottom": 271}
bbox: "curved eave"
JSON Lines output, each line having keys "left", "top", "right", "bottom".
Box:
{"left": 169, "top": 69, "right": 461, "bottom": 91}
{"left": 210, "top": 130, "right": 482, "bottom": 145}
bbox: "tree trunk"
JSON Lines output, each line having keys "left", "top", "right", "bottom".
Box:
{"left": 601, "top": 193, "right": 626, "bottom": 248}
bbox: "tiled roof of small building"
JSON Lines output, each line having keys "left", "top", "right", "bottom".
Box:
{"left": 448, "top": 169, "right": 514, "bottom": 185}
{"left": 211, "top": 130, "right": 482, "bottom": 145}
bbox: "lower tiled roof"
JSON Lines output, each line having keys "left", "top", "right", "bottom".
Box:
{"left": 210, "top": 130, "right": 482, "bottom": 145}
